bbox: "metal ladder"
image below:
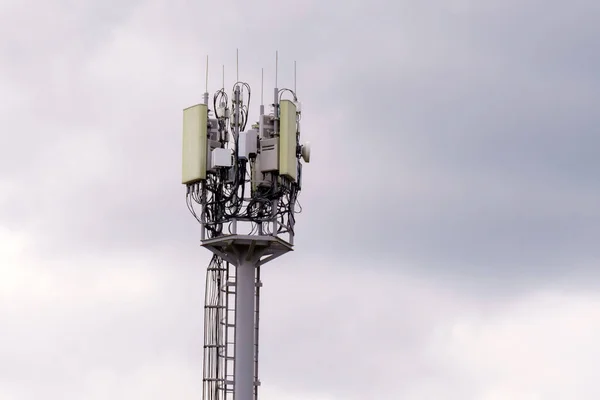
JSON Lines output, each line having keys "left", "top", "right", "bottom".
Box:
{"left": 203, "top": 257, "right": 230, "bottom": 400}
{"left": 218, "top": 262, "right": 236, "bottom": 400}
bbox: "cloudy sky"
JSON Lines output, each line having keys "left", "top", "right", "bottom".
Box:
{"left": 2, "top": 0, "right": 600, "bottom": 398}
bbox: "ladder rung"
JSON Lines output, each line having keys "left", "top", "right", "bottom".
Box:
{"left": 204, "top": 378, "right": 227, "bottom": 382}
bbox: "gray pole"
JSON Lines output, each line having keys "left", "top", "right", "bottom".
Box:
{"left": 233, "top": 259, "right": 256, "bottom": 400}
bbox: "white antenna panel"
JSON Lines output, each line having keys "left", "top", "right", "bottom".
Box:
{"left": 182, "top": 104, "right": 208, "bottom": 184}
{"left": 278, "top": 99, "right": 297, "bottom": 181}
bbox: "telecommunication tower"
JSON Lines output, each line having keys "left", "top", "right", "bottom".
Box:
{"left": 181, "top": 51, "right": 311, "bottom": 400}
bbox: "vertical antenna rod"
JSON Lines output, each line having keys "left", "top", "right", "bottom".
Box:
{"left": 294, "top": 60, "right": 297, "bottom": 94}
{"left": 222, "top": 65, "right": 225, "bottom": 90}
{"left": 205, "top": 55, "right": 209, "bottom": 92}
{"left": 259, "top": 67, "right": 265, "bottom": 145}
{"left": 203, "top": 55, "right": 209, "bottom": 105}
{"left": 237, "top": 48, "right": 239, "bottom": 82}
{"left": 273, "top": 51, "right": 279, "bottom": 137}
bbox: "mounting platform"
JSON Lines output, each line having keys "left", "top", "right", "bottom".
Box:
{"left": 201, "top": 234, "right": 293, "bottom": 266}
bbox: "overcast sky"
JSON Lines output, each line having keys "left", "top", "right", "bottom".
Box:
{"left": 1, "top": 0, "right": 600, "bottom": 399}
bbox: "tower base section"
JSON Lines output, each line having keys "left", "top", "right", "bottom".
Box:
{"left": 201, "top": 234, "right": 293, "bottom": 400}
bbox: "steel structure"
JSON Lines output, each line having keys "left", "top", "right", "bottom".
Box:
{"left": 182, "top": 52, "right": 310, "bottom": 400}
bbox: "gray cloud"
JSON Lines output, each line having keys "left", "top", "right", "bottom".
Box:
{"left": 2, "top": 0, "right": 600, "bottom": 398}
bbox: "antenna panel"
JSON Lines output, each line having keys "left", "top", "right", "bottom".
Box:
{"left": 278, "top": 100, "right": 297, "bottom": 181}
{"left": 182, "top": 104, "right": 208, "bottom": 184}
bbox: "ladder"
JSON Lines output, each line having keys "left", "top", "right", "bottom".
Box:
{"left": 202, "top": 257, "right": 235, "bottom": 400}
{"left": 204, "top": 259, "right": 261, "bottom": 400}
{"left": 218, "top": 262, "right": 236, "bottom": 400}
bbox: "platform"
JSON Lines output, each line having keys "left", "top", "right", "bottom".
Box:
{"left": 201, "top": 234, "right": 293, "bottom": 266}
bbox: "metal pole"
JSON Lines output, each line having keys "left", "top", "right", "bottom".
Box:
{"left": 204, "top": 55, "right": 209, "bottom": 105}
{"left": 254, "top": 265, "right": 261, "bottom": 400}
{"left": 234, "top": 259, "right": 256, "bottom": 400}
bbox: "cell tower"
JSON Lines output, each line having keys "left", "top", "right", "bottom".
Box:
{"left": 181, "top": 51, "right": 311, "bottom": 400}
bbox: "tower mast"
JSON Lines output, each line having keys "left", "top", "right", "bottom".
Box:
{"left": 181, "top": 51, "right": 311, "bottom": 400}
